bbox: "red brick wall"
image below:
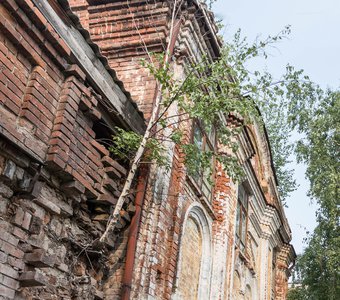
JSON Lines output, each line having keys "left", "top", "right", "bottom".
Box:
{"left": 66, "top": 2, "right": 295, "bottom": 300}
{"left": 69, "top": 0, "right": 170, "bottom": 119}
{"left": 128, "top": 111, "right": 192, "bottom": 299}
{"left": 275, "top": 267, "right": 289, "bottom": 299}
{"left": 68, "top": 3, "right": 239, "bottom": 297}
{"left": 275, "top": 247, "right": 291, "bottom": 300}
{"left": 212, "top": 163, "right": 237, "bottom": 298}
{"left": 0, "top": 1, "right": 138, "bottom": 298}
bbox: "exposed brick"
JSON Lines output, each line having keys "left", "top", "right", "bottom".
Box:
{"left": 0, "top": 232, "right": 18, "bottom": 248}
{"left": 101, "top": 156, "right": 127, "bottom": 176}
{"left": 56, "top": 263, "right": 69, "bottom": 273}
{"left": 13, "top": 207, "right": 25, "bottom": 228}
{"left": 65, "top": 64, "right": 86, "bottom": 81}
{"left": 0, "top": 240, "right": 24, "bottom": 260}
{"left": 19, "top": 271, "right": 47, "bottom": 287}
{"left": 0, "top": 252, "right": 7, "bottom": 264}
{"left": 34, "top": 196, "right": 61, "bottom": 215}
{"left": 90, "top": 139, "right": 109, "bottom": 157}
{"left": 0, "top": 1, "right": 294, "bottom": 300}
{"left": 2, "top": 160, "right": 16, "bottom": 180}
{"left": 24, "top": 249, "right": 56, "bottom": 268}
{"left": 0, "top": 182, "right": 13, "bottom": 198}
{"left": 7, "top": 256, "right": 25, "bottom": 270}
{"left": 46, "top": 154, "right": 66, "bottom": 170}
{"left": 96, "top": 193, "right": 117, "bottom": 206}
{"left": 28, "top": 216, "right": 42, "bottom": 235}
{"left": 0, "top": 284, "right": 15, "bottom": 299}
{"left": 1, "top": 274, "right": 19, "bottom": 290}
{"left": 61, "top": 180, "right": 85, "bottom": 195}
{"left": 0, "top": 264, "right": 18, "bottom": 280}
{"left": 21, "top": 211, "right": 32, "bottom": 230}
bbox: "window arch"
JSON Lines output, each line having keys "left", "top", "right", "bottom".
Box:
{"left": 173, "top": 205, "right": 212, "bottom": 299}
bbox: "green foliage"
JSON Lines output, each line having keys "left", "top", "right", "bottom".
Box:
{"left": 110, "top": 127, "right": 168, "bottom": 169}
{"left": 293, "top": 90, "right": 339, "bottom": 215}
{"left": 110, "top": 26, "right": 324, "bottom": 204}
{"left": 110, "top": 127, "right": 142, "bottom": 161}
{"left": 287, "top": 255, "right": 307, "bottom": 300}
{"left": 223, "top": 26, "right": 299, "bottom": 202}
{"left": 287, "top": 286, "right": 307, "bottom": 300}
{"left": 181, "top": 143, "right": 213, "bottom": 179}
{"left": 144, "top": 137, "right": 169, "bottom": 168}
{"left": 298, "top": 222, "right": 340, "bottom": 299}
{"left": 289, "top": 91, "right": 340, "bottom": 299}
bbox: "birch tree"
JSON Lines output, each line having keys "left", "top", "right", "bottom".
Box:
{"left": 99, "top": 5, "right": 318, "bottom": 242}
{"left": 100, "top": 0, "right": 182, "bottom": 242}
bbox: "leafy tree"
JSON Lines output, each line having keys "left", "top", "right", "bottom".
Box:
{"left": 99, "top": 13, "right": 316, "bottom": 242}
{"left": 287, "top": 254, "right": 307, "bottom": 300}
{"left": 287, "top": 286, "right": 307, "bottom": 300}
{"left": 288, "top": 90, "right": 340, "bottom": 299}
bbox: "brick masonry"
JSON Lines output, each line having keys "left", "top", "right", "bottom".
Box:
{"left": 0, "top": 0, "right": 141, "bottom": 299}
{"left": 70, "top": 0, "right": 172, "bottom": 120}
{"left": 0, "top": 0, "right": 295, "bottom": 299}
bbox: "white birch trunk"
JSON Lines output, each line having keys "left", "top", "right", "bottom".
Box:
{"left": 100, "top": 1, "right": 179, "bottom": 242}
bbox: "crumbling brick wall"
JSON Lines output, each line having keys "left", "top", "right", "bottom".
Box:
{"left": 0, "top": 1, "right": 295, "bottom": 299}
{"left": 0, "top": 0, "right": 141, "bottom": 299}
{"left": 68, "top": 3, "right": 225, "bottom": 299}
{"left": 69, "top": 0, "right": 170, "bottom": 120}
{"left": 274, "top": 245, "right": 292, "bottom": 300}
{"left": 69, "top": 1, "right": 247, "bottom": 299}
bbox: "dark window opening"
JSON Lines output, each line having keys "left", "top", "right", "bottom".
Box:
{"left": 191, "top": 121, "right": 216, "bottom": 201}
{"left": 235, "top": 184, "right": 250, "bottom": 252}
{"left": 92, "top": 120, "right": 113, "bottom": 149}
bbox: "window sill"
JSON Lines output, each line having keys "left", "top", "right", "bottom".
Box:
{"left": 186, "top": 175, "right": 217, "bottom": 220}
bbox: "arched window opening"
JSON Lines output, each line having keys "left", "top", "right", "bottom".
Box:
{"left": 173, "top": 205, "right": 212, "bottom": 300}
{"left": 176, "top": 217, "right": 202, "bottom": 299}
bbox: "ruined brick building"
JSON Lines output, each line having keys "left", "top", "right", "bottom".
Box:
{"left": 0, "top": 0, "right": 295, "bottom": 299}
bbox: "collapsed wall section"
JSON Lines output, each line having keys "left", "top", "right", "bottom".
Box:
{"left": 0, "top": 0, "right": 143, "bottom": 298}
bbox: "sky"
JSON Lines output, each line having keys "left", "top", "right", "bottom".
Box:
{"left": 212, "top": 0, "right": 340, "bottom": 254}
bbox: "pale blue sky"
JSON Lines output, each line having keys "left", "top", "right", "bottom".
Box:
{"left": 213, "top": 0, "right": 340, "bottom": 254}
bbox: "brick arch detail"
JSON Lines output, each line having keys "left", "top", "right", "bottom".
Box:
{"left": 173, "top": 203, "right": 212, "bottom": 299}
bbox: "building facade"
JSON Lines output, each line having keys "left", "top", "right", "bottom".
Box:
{"left": 0, "top": 0, "right": 295, "bottom": 299}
